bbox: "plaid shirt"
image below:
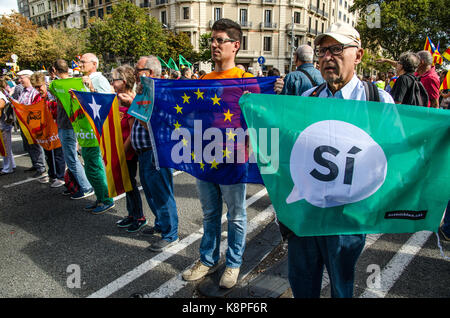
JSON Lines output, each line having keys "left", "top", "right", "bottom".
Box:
{"left": 130, "top": 120, "right": 152, "bottom": 151}
{"left": 17, "top": 86, "right": 39, "bottom": 105}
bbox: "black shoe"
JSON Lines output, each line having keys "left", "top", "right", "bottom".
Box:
{"left": 116, "top": 216, "right": 134, "bottom": 228}
{"left": 127, "top": 219, "right": 148, "bottom": 233}
{"left": 142, "top": 226, "right": 162, "bottom": 236}
{"left": 32, "top": 170, "right": 48, "bottom": 179}
{"left": 25, "top": 167, "right": 37, "bottom": 172}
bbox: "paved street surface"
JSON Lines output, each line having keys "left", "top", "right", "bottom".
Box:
{"left": 1, "top": 131, "right": 449, "bottom": 300}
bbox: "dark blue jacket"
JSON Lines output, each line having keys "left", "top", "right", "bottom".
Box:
{"left": 281, "top": 63, "right": 324, "bottom": 96}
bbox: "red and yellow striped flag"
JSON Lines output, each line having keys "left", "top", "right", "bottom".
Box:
{"left": 424, "top": 36, "right": 435, "bottom": 53}
{"left": 433, "top": 51, "right": 443, "bottom": 65}
{"left": 0, "top": 131, "right": 6, "bottom": 157}
{"left": 440, "top": 70, "right": 449, "bottom": 91}
{"left": 443, "top": 47, "right": 450, "bottom": 61}
{"left": 72, "top": 91, "right": 132, "bottom": 198}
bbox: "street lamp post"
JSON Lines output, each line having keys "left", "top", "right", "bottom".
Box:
{"left": 288, "top": 16, "right": 295, "bottom": 73}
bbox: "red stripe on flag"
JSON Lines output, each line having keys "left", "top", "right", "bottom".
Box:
{"left": 106, "top": 107, "right": 126, "bottom": 196}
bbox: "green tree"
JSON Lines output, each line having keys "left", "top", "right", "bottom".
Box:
{"left": 164, "top": 31, "right": 199, "bottom": 66}
{"left": 198, "top": 32, "right": 212, "bottom": 64}
{"left": 87, "top": 0, "right": 168, "bottom": 67}
{"left": 351, "top": 0, "right": 449, "bottom": 60}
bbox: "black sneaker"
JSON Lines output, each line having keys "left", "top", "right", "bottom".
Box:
{"left": 116, "top": 216, "right": 134, "bottom": 228}
{"left": 127, "top": 219, "right": 148, "bottom": 233}
{"left": 142, "top": 226, "right": 162, "bottom": 236}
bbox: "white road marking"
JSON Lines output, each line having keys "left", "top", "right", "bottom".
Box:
{"left": 359, "top": 231, "right": 432, "bottom": 298}
{"left": 87, "top": 188, "right": 269, "bottom": 298}
{"left": 147, "top": 205, "right": 275, "bottom": 298}
{"left": 3, "top": 177, "right": 43, "bottom": 188}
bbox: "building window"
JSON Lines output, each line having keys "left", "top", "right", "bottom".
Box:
{"left": 106, "top": 6, "right": 112, "bottom": 14}
{"left": 242, "top": 35, "right": 248, "bottom": 50}
{"left": 183, "top": 7, "right": 189, "bottom": 20}
{"left": 214, "top": 8, "right": 222, "bottom": 21}
{"left": 263, "top": 36, "right": 272, "bottom": 52}
{"left": 264, "top": 10, "right": 272, "bottom": 24}
{"left": 294, "top": 11, "right": 300, "bottom": 24}
{"left": 89, "top": 10, "right": 95, "bottom": 17}
{"left": 240, "top": 8, "right": 248, "bottom": 24}
{"left": 161, "top": 11, "right": 167, "bottom": 25}
{"left": 98, "top": 8, "right": 104, "bottom": 19}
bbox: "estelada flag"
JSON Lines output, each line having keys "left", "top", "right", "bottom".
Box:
{"left": 440, "top": 70, "right": 449, "bottom": 91}
{"left": 72, "top": 91, "right": 132, "bottom": 197}
{"left": 432, "top": 51, "right": 443, "bottom": 65}
{"left": 424, "top": 36, "right": 436, "bottom": 53}
{"left": 0, "top": 131, "right": 6, "bottom": 157}
{"left": 10, "top": 99, "right": 62, "bottom": 151}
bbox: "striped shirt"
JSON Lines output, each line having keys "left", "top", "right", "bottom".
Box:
{"left": 17, "top": 86, "right": 39, "bottom": 105}
{"left": 130, "top": 120, "right": 152, "bottom": 151}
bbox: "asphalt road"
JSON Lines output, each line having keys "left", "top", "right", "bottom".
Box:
{"left": 0, "top": 131, "right": 449, "bottom": 300}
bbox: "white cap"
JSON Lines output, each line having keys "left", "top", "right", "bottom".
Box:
{"left": 17, "top": 70, "right": 34, "bottom": 76}
{"left": 314, "top": 22, "right": 361, "bottom": 47}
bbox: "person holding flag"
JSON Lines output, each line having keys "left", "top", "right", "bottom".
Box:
{"left": 78, "top": 53, "right": 115, "bottom": 214}
{"left": 288, "top": 22, "right": 395, "bottom": 298}
{"left": 0, "top": 79, "right": 15, "bottom": 175}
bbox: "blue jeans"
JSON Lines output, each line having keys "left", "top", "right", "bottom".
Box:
{"left": 58, "top": 129, "right": 92, "bottom": 193}
{"left": 196, "top": 180, "right": 247, "bottom": 268}
{"left": 287, "top": 234, "right": 365, "bottom": 298}
{"left": 442, "top": 201, "right": 450, "bottom": 236}
{"left": 138, "top": 150, "right": 178, "bottom": 242}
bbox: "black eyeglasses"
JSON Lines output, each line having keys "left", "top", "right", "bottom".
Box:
{"left": 135, "top": 68, "right": 151, "bottom": 73}
{"left": 314, "top": 44, "right": 360, "bottom": 57}
{"left": 207, "top": 37, "right": 237, "bottom": 45}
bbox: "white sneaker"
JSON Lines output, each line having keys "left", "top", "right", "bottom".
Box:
{"left": 219, "top": 267, "right": 240, "bottom": 289}
{"left": 50, "top": 179, "right": 65, "bottom": 188}
{"left": 38, "top": 176, "right": 50, "bottom": 184}
{"left": 182, "top": 260, "right": 218, "bottom": 281}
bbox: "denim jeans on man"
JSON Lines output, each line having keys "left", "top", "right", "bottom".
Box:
{"left": 58, "top": 128, "right": 92, "bottom": 193}
{"left": 287, "top": 234, "right": 365, "bottom": 298}
{"left": 138, "top": 149, "right": 178, "bottom": 242}
{"left": 196, "top": 181, "right": 246, "bottom": 268}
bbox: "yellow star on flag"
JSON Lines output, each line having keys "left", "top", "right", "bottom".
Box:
{"left": 181, "top": 137, "right": 189, "bottom": 146}
{"left": 174, "top": 104, "right": 183, "bottom": 114}
{"left": 222, "top": 147, "right": 232, "bottom": 158}
{"left": 226, "top": 129, "right": 237, "bottom": 141}
{"left": 199, "top": 162, "right": 205, "bottom": 171}
{"left": 173, "top": 121, "right": 181, "bottom": 130}
{"left": 191, "top": 151, "right": 196, "bottom": 162}
{"left": 210, "top": 94, "right": 221, "bottom": 106}
{"left": 194, "top": 89, "right": 204, "bottom": 100}
{"left": 182, "top": 93, "right": 191, "bottom": 104}
{"left": 223, "top": 109, "right": 234, "bottom": 122}
{"left": 210, "top": 159, "right": 219, "bottom": 169}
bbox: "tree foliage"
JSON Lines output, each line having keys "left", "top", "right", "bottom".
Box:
{"left": 351, "top": 0, "right": 449, "bottom": 60}
{"left": 164, "top": 31, "right": 199, "bottom": 65}
{"left": 87, "top": 0, "right": 168, "bottom": 66}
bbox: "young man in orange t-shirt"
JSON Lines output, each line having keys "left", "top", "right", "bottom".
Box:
{"left": 182, "top": 19, "right": 257, "bottom": 289}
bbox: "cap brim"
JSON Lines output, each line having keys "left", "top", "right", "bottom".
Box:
{"left": 314, "top": 33, "right": 357, "bottom": 46}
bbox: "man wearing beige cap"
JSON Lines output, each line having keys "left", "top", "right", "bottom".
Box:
{"left": 283, "top": 23, "right": 394, "bottom": 298}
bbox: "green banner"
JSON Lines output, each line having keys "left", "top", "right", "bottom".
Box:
{"left": 240, "top": 93, "right": 450, "bottom": 237}
{"left": 49, "top": 78, "right": 99, "bottom": 148}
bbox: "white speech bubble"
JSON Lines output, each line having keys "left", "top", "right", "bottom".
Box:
{"left": 286, "top": 120, "right": 387, "bottom": 208}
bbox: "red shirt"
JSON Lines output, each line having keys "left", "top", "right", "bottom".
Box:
{"left": 416, "top": 66, "right": 440, "bottom": 107}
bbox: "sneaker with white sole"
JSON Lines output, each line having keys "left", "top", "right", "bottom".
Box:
{"left": 71, "top": 189, "right": 95, "bottom": 200}
{"left": 50, "top": 179, "right": 65, "bottom": 188}
{"left": 38, "top": 176, "right": 50, "bottom": 183}
{"left": 219, "top": 267, "right": 240, "bottom": 289}
{"left": 182, "top": 260, "right": 219, "bottom": 281}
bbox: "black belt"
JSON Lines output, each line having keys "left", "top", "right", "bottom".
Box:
{"left": 135, "top": 147, "right": 152, "bottom": 155}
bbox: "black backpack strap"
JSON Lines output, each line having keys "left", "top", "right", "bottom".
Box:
{"left": 362, "top": 81, "right": 380, "bottom": 102}
{"left": 309, "top": 82, "right": 327, "bottom": 97}
{"left": 298, "top": 69, "right": 318, "bottom": 87}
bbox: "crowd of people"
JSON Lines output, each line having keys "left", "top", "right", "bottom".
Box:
{"left": 0, "top": 19, "right": 448, "bottom": 297}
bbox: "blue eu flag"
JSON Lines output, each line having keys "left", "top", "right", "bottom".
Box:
{"left": 144, "top": 77, "right": 277, "bottom": 185}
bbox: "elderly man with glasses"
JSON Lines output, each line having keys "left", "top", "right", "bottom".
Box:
{"left": 282, "top": 23, "right": 394, "bottom": 298}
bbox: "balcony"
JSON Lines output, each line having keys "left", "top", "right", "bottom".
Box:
{"left": 237, "top": 0, "right": 251, "bottom": 3}
{"left": 210, "top": 0, "right": 225, "bottom": 3}
{"left": 261, "top": 0, "right": 276, "bottom": 5}
{"left": 289, "top": 0, "right": 306, "bottom": 7}
{"left": 286, "top": 23, "right": 307, "bottom": 33}
{"left": 140, "top": 1, "right": 151, "bottom": 8}
{"left": 51, "top": 4, "right": 87, "bottom": 19}
{"left": 307, "top": 28, "right": 318, "bottom": 36}
{"left": 260, "top": 22, "right": 277, "bottom": 30}
{"left": 155, "top": 0, "right": 168, "bottom": 6}
{"left": 238, "top": 21, "right": 253, "bottom": 29}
